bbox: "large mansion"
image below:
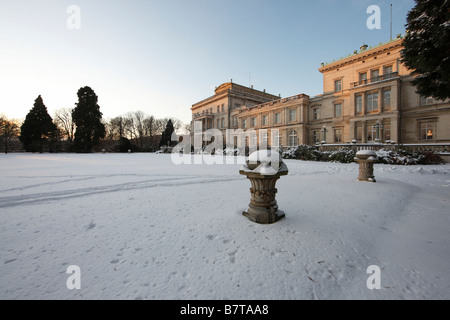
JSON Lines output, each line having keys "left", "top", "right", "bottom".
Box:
{"left": 190, "top": 36, "right": 450, "bottom": 147}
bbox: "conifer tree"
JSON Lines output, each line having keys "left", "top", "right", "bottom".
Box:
{"left": 72, "top": 86, "right": 106, "bottom": 152}
{"left": 159, "top": 119, "right": 175, "bottom": 147}
{"left": 19, "top": 95, "right": 57, "bottom": 152}
{"left": 401, "top": 0, "right": 450, "bottom": 100}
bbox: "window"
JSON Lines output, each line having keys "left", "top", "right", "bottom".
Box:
{"left": 289, "top": 130, "right": 298, "bottom": 147}
{"left": 367, "top": 125, "right": 377, "bottom": 142}
{"left": 371, "top": 69, "right": 380, "bottom": 81}
{"left": 383, "top": 90, "right": 391, "bottom": 109}
{"left": 243, "top": 119, "right": 247, "bottom": 128}
{"left": 261, "top": 131, "right": 269, "bottom": 145}
{"left": 217, "top": 119, "right": 220, "bottom": 128}
{"left": 217, "top": 106, "right": 220, "bottom": 113}
{"left": 262, "top": 115, "right": 268, "bottom": 126}
{"left": 252, "top": 117, "right": 257, "bottom": 127}
{"left": 334, "top": 104, "right": 342, "bottom": 117}
{"left": 313, "top": 108, "right": 320, "bottom": 120}
{"left": 334, "top": 79, "right": 342, "bottom": 92}
{"left": 384, "top": 65, "right": 393, "bottom": 77}
{"left": 221, "top": 104, "right": 224, "bottom": 112}
{"left": 251, "top": 134, "right": 258, "bottom": 147}
{"left": 232, "top": 116, "right": 237, "bottom": 127}
{"left": 420, "top": 122, "right": 435, "bottom": 140}
{"left": 275, "top": 113, "right": 281, "bottom": 124}
{"left": 356, "top": 125, "right": 362, "bottom": 142}
{"left": 221, "top": 118, "right": 225, "bottom": 128}
{"left": 334, "top": 129, "right": 343, "bottom": 143}
{"left": 366, "top": 92, "right": 379, "bottom": 112}
{"left": 312, "top": 131, "right": 318, "bottom": 144}
{"left": 356, "top": 95, "right": 363, "bottom": 113}
{"left": 383, "top": 124, "right": 391, "bottom": 142}
{"left": 289, "top": 109, "right": 296, "bottom": 122}
{"left": 272, "top": 130, "right": 282, "bottom": 147}
{"left": 243, "top": 136, "right": 249, "bottom": 148}
{"left": 360, "top": 72, "right": 368, "bottom": 85}
{"left": 420, "top": 96, "right": 434, "bottom": 106}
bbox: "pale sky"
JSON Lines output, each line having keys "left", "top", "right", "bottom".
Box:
{"left": 0, "top": 0, "right": 415, "bottom": 124}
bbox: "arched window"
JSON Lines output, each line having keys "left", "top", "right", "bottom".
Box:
{"left": 289, "top": 130, "right": 298, "bottom": 147}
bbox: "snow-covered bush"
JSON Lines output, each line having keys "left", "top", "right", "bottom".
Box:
{"left": 376, "top": 145, "right": 444, "bottom": 165}
{"left": 328, "top": 147, "right": 356, "bottom": 163}
{"left": 282, "top": 145, "right": 323, "bottom": 161}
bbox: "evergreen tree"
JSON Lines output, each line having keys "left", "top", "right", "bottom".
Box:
{"left": 401, "top": 0, "right": 450, "bottom": 100}
{"left": 159, "top": 119, "right": 175, "bottom": 147}
{"left": 72, "top": 86, "right": 106, "bottom": 152}
{"left": 19, "top": 95, "right": 57, "bottom": 152}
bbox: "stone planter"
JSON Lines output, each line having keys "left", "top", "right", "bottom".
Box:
{"left": 354, "top": 150, "right": 377, "bottom": 182}
{"left": 239, "top": 150, "right": 288, "bottom": 224}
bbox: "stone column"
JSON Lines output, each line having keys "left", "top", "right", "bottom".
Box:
{"left": 240, "top": 151, "right": 288, "bottom": 224}
{"left": 354, "top": 150, "right": 377, "bottom": 182}
{"left": 241, "top": 173, "right": 285, "bottom": 224}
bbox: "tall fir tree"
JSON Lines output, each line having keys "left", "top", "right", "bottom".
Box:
{"left": 72, "top": 86, "right": 106, "bottom": 152}
{"left": 401, "top": 0, "right": 450, "bottom": 101}
{"left": 159, "top": 119, "right": 175, "bottom": 147}
{"left": 19, "top": 95, "right": 57, "bottom": 152}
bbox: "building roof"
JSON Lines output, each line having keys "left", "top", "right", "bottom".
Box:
{"left": 318, "top": 36, "right": 404, "bottom": 73}
{"left": 191, "top": 82, "right": 279, "bottom": 110}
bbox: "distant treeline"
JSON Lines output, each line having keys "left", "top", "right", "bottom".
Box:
{"left": 0, "top": 86, "right": 187, "bottom": 154}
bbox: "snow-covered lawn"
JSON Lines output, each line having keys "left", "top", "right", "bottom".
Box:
{"left": 0, "top": 153, "right": 449, "bottom": 300}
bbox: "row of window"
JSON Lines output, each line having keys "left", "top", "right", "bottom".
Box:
{"left": 334, "top": 65, "right": 394, "bottom": 92}
{"left": 231, "top": 120, "right": 435, "bottom": 148}
{"left": 311, "top": 124, "right": 391, "bottom": 144}
{"left": 235, "top": 130, "right": 298, "bottom": 147}
{"left": 233, "top": 109, "right": 298, "bottom": 128}
{"left": 216, "top": 104, "right": 225, "bottom": 113}
{"left": 311, "top": 88, "right": 391, "bottom": 121}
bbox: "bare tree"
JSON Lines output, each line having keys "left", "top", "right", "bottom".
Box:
{"left": 109, "top": 116, "right": 127, "bottom": 139}
{"left": 143, "top": 115, "right": 155, "bottom": 138}
{"left": 154, "top": 118, "right": 168, "bottom": 136}
{"left": 54, "top": 108, "right": 75, "bottom": 143}
{"left": 182, "top": 123, "right": 192, "bottom": 135}
{"left": 132, "top": 111, "right": 146, "bottom": 147}
{"left": 171, "top": 118, "right": 184, "bottom": 133}
{"left": 0, "top": 116, "right": 21, "bottom": 154}
{"left": 124, "top": 113, "right": 136, "bottom": 140}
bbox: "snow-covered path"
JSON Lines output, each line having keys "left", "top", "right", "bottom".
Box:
{"left": 0, "top": 153, "right": 449, "bottom": 299}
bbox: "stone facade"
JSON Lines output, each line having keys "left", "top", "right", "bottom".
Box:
{"left": 191, "top": 37, "right": 450, "bottom": 147}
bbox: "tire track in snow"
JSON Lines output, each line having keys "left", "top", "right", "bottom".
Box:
{"left": 0, "top": 175, "right": 244, "bottom": 209}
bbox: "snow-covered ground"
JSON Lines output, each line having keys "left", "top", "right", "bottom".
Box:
{"left": 0, "top": 153, "right": 449, "bottom": 300}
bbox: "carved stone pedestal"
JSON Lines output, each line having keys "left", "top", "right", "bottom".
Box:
{"left": 354, "top": 150, "right": 377, "bottom": 182}
{"left": 239, "top": 150, "right": 288, "bottom": 224}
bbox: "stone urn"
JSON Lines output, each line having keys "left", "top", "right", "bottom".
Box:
{"left": 239, "top": 150, "right": 288, "bottom": 224}
{"left": 354, "top": 150, "right": 377, "bottom": 182}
